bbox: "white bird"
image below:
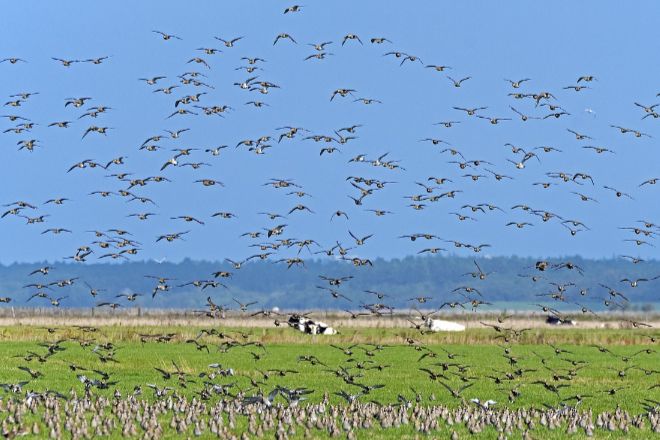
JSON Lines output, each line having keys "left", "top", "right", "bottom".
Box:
{"left": 470, "top": 398, "right": 497, "bottom": 409}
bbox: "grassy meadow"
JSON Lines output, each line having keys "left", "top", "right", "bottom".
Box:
{"left": 1, "top": 325, "right": 658, "bottom": 409}
{"left": 0, "top": 324, "right": 658, "bottom": 439}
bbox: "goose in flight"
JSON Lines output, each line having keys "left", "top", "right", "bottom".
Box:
{"left": 453, "top": 106, "right": 486, "bottom": 116}
{"left": 464, "top": 260, "right": 491, "bottom": 280}
{"left": 156, "top": 231, "right": 189, "bottom": 243}
{"left": 213, "top": 211, "right": 237, "bottom": 220}
{"left": 153, "top": 85, "right": 178, "bottom": 94}
{"left": 128, "top": 212, "right": 156, "bottom": 221}
{"left": 563, "top": 84, "right": 590, "bottom": 92}
{"left": 1, "top": 57, "right": 27, "bottom": 64}
{"left": 152, "top": 30, "right": 182, "bottom": 40}
{"left": 82, "top": 126, "right": 112, "bottom": 139}
{"left": 52, "top": 57, "right": 79, "bottom": 67}
{"left": 233, "top": 298, "right": 258, "bottom": 312}
{"left": 195, "top": 179, "right": 224, "bottom": 187}
{"left": 400, "top": 54, "right": 423, "bottom": 66}
{"left": 577, "top": 75, "right": 596, "bottom": 82}
{"left": 426, "top": 64, "right": 452, "bottom": 72}
{"left": 509, "top": 106, "right": 540, "bottom": 121}
{"left": 214, "top": 36, "right": 243, "bottom": 47}
{"left": 48, "top": 121, "right": 72, "bottom": 128}
{"left": 42, "top": 228, "right": 72, "bottom": 235}
{"left": 639, "top": 177, "right": 659, "bottom": 187}
{"left": 433, "top": 121, "right": 460, "bottom": 128}
{"left": 505, "top": 78, "right": 530, "bottom": 88}
{"left": 341, "top": 34, "right": 363, "bottom": 45}
{"left": 353, "top": 97, "right": 382, "bottom": 104}
{"left": 418, "top": 248, "right": 445, "bottom": 254}
{"left": 187, "top": 57, "right": 210, "bottom": 69}
{"left": 348, "top": 230, "right": 372, "bottom": 246}
{"left": 316, "top": 286, "right": 351, "bottom": 302}
{"left": 171, "top": 215, "right": 204, "bottom": 225}
{"left": 506, "top": 221, "right": 533, "bottom": 229}
{"left": 603, "top": 185, "right": 633, "bottom": 199}
{"left": 308, "top": 41, "right": 333, "bottom": 52}
{"left": 84, "top": 56, "right": 110, "bottom": 64}
{"left": 567, "top": 128, "right": 593, "bottom": 140}
{"left": 273, "top": 33, "right": 297, "bottom": 45}
{"left": 197, "top": 47, "right": 222, "bottom": 55}
{"left": 447, "top": 76, "right": 471, "bottom": 87}
{"left": 477, "top": 115, "right": 511, "bottom": 124}
{"left": 330, "top": 88, "right": 356, "bottom": 100}
{"left": 65, "top": 97, "right": 92, "bottom": 107}
{"left": 139, "top": 76, "right": 166, "bottom": 85}
{"left": 44, "top": 198, "right": 69, "bottom": 205}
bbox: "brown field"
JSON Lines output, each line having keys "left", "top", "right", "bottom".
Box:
{"left": 0, "top": 308, "right": 660, "bottom": 329}
{"left": 0, "top": 308, "right": 657, "bottom": 346}
{"left": 0, "top": 307, "right": 658, "bottom": 327}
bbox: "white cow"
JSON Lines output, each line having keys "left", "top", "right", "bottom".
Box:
{"left": 425, "top": 318, "right": 466, "bottom": 332}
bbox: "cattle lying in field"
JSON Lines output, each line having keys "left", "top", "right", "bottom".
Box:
{"left": 288, "top": 314, "right": 337, "bottom": 335}
{"left": 546, "top": 315, "right": 576, "bottom": 326}
{"left": 425, "top": 318, "right": 466, "bottom": 332}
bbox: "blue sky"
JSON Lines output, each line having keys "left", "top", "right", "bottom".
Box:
{"left": 1, "top": 1, "right": 659, "bottom": 264}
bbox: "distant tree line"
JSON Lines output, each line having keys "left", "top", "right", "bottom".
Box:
{"left": 0, "top": 255, "right": 657, "bottom": 311}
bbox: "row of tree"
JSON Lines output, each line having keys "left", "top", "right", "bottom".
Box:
{"left": 0, "top": 255, "right": 657, "bottom": 310}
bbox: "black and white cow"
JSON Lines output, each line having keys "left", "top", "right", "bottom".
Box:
{"left": 287, "top": 314, "right": 337, "bottom": 335}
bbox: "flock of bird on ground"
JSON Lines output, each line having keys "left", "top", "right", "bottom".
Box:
{"left": 0, "top": 322, "right": 659, "bottom": 438}
{"left": 1, "top": 4, "right": 659, "bottom": 438}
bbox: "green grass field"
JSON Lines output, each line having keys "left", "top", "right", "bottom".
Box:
{"left": 0, "top": 325, "right": 658, "bottom": 439}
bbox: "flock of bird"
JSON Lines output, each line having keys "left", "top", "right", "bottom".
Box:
{"left": 1, "top": 388, "right": 657, "bottom": 439}
{"left": 1, "top": 322, "right": 659, "bottom": 438}
{"left": 1, "top": 3, "right": 659, "bottom": 438}
{"left": 1, "top": 10, "right": 659, "bottom": 319}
